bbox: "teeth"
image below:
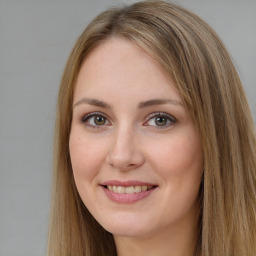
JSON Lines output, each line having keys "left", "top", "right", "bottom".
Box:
{"left": 117, "top": 186, "right": 125, "bottom": 193}
{"left": 125, "top": 186, "right": 134, "bottom": 194}
{"left": 134, "top": 186, "right": 142, "bottom": 193}
{"left": 142, "top": 185, "right": 147, "bottom": 192}
{"left": 107, "top": 185, "right": 153, "bottom": 194}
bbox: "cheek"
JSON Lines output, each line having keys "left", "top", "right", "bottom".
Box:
{"left": 69, "top": 131, "right": 107, "bottom": 182}
{"left": 149, "top": 130, "right": 203, "bottom": 218}
{"left": 148, "top": 130, "right": 203, "bottom": 178}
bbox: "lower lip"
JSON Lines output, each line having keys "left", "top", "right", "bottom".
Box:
{"left": 102, "top": 186, "right": 156, "bottom": 203}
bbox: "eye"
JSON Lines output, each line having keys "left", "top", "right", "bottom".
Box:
{"left": 81, "top": 112, "right": 110, "bottom": 128}
{"left": 144, "top": 112, "right": 176, "bottom": 128}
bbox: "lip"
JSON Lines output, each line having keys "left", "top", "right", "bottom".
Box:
{"left": 101, "top": 180, "right": 156, "bottom": 187}
{"left": 100, "top": 180, "right": 158, "bottom": 204}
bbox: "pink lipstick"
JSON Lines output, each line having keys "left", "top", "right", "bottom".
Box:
{"left": 101, "top": 180, "right": 157, "bottom": 203}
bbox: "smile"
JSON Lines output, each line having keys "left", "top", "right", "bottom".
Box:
{"left": 106, "top": 185, "right": 154, "bottom": 194}
{"left": 101, "top": 182, "right": 157, "bottom": 203}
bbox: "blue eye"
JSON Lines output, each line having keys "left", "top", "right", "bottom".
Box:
{"left": 81, "top": 112, "right": 110, "bottom": 127}
{"left": 145, "top": 112, "right": 176, "bottom": 128}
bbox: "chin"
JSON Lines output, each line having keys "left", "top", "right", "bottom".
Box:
{"left": 107, "top": 225, "right": 150, "bottom": 238}
{"left": 96, "top": 213, "right": 152, "bottom": 238}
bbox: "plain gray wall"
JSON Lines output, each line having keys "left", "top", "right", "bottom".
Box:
{"left": 0, "top": 0, "right": 255, "bottom": 255}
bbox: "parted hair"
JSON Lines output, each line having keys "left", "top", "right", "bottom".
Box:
{"left": 47, "top": 1, "right": 256, "bottom": 255}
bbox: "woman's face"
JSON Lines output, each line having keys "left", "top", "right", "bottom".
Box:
{"left": 69, "top": 37, "right": 203, "bottom": 239}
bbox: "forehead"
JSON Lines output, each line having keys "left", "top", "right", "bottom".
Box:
{"left": 74, "top": 37, "right": 181, "bottom": 102}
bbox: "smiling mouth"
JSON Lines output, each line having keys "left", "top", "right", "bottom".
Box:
{"left": 103, "top": 185, "right": 155, "bottom": 194}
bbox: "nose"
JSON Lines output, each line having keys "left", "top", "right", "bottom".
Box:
{"left": 106, "top": 126, "right": 144, "bottom": 171}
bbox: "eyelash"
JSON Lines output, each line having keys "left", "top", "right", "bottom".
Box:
{"left": 81, "top": 112, "right": 110, "bottom": 129}
{"left": 143, "top": 112, "right": 177, "bottom": 129}
{"left": 81, "top": 111, "right": 177, "bottom": 129}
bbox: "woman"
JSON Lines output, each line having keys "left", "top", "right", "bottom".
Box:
{"left": 47, "top": 1, "right": 256, "bottom": 255}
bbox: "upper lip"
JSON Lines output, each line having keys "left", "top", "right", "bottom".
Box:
{"left": 101, "top": 180, "right": 157, "bottom": 187}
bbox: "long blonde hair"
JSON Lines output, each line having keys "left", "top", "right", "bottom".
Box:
{"left": 47, "top": 1, "right": 256, "bottom": 255}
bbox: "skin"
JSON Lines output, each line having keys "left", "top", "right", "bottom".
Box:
{"left": 69, "top": 37, "right": 203, "bottom": 256}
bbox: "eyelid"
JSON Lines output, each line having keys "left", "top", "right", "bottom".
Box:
{"left": 144, "top": 112, "right": 177, "bottom": 127}
{"left": 80, "top": 111, "right": 176, "bottom": 129}
{"left": 145, "top": 112, "right": 176, "bottom": 121}
{"left": 81, "top": 111, "right": 111, "bottom": 128}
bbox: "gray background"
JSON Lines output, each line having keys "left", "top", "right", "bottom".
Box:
{"left": 0, "top": 0, "right": 255, "bottom": 255}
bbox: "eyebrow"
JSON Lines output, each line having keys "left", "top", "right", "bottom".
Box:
{"left": 73, "top": 97, "right": 183, "bottom": 109}
{"left": 138, "top": 98, "right": 183, "bottom": 108}
{"left": 73, "top": 98, "right": 111, "bottom": 109}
